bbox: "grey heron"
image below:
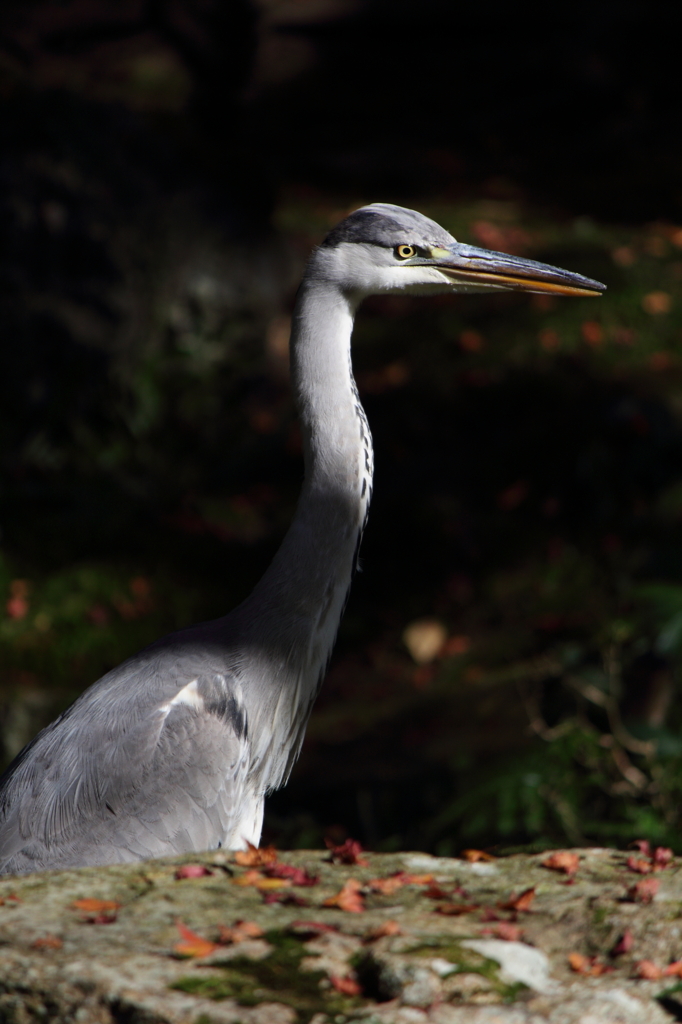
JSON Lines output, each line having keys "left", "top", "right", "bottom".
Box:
{"left": 0, "top": 204, "right": 605, "bottom": 874}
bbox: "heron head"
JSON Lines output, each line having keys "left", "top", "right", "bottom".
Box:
{"left": 313, "top": 203, "right": 605, "bottom": 300}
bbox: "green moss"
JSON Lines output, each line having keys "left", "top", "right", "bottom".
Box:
{"left": 405, "top": 938, "right": 527, "bottom": 1003}
{"left": 172, "top": 929, "right": 361, "bottom": 1024}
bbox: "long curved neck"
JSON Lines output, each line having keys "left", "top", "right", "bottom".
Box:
{"left": 239, "top": 278, "right": 373, "bottom": 678}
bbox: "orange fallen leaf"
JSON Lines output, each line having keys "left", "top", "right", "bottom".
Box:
{"left": 218, "top": 919, "right": 264, "bottom": 944}
{"left": 499, "top": 888, "right": 535, "bottom": 913}
{"left": 542, "top": 851, "right": 579, "bottom": 876}
{"left": 635, "top": 959, "right": 663, "bottom": 980}
{"left": 330, "top": 974, "right": 362, "bottom": 996}
{"left": 174, "top": 920, "right": 219, "bottom": 958}
{"left": 461, "top": 849, "right": 496, "bottom": 863}
{"left": 72, "top": 898, "right": 120, "bottom": 923}
{"left": 289, "top": 920, "right": 340, "bottom": 937}
{"left": 626, "top": 856, "right": 652, "bottom": 874}
{"left": 435, "top": 903, "right": 480, "bottom": 916}
{"left": 31, "top": 935, "right": 63, "bottom": 950}
{"left": 364, "top": 920, "right": 402, "bottom": 941}
{"left": 664, "top": 960, "right": 682, "bottom": 977}
{"left": 628, "top": 878, "right": 658, "bottom": 904}
{"left": 323, "top": 878, "right": 365, "bottom": 913}
{"left": 234, "top": 841, "right": 278, "bottom": 867}
{"left": 569, "top": 952, "right": 612, "bottom": 977}
{"left": 233, "top": 870, "right": 291, "bottom": 890}
{"left": 368, "top": 876, "right": 405, "bottom": 895}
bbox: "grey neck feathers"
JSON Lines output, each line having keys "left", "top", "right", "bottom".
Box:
{"left": 233, "top": 276, "right": 373, "bottom": 783}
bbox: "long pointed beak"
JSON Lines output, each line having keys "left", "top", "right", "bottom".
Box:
{"left": 431, "top": 243, "right": 605, "bottom": 297}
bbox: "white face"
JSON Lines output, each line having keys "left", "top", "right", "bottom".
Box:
{"left": 313, "top": 241, "right": 460, "bottom": 298}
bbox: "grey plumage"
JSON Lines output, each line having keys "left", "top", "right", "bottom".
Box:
{"left": 0, "top": 205, "right": 605, "bottom": 875}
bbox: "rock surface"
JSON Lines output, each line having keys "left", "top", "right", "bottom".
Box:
{"left": 0, "top": 847, "right": 680, "bottom": 1023}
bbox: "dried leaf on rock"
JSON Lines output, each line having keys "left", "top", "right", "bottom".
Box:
{"left": 664, "top": 960, "right": 682, "bottom": 977}
{"left": 289, "top": 920, "right": 339, "bottom": 937}
{"left": 499, "top": 888, "right": 536, "bottom": 912}
{"left": 323, "top": 878, "right": 365, "bottom": 913}
{"left": 435, "top": 902, "right": 480, "bottom": 916}
{"left": 218, "top": 920, "right": 264, "bottom": 944}
{"left": 175, "top": 864, "right": 214, "bottom": 879}
{"left": 635, "top": 959, "right": 663, "bottom": 980}
{"left": 330, "top": 974, "right": 362, "bottom": 996}
{"left": 630, "top": 840, "right": 651, "bottom": 857}
{"left": 233, "top": 870, "right": 291, "bottom": 890}
{"left": 542, "top": 851, "right": 579, "bottom": 876}
{"left": 628, "top": 878, "right": 658, "bottom": 904}
{"left": 364, "top": 920, "right": 403, "bottom": 941}
{"left": 325, "top": 838, "right": 368, "bottom": 866}
{"left": 262, "top": 891, "right": 309, "bottom": 906}
{"left": 31, "top": 935, "right": 63, "bottom": 950}
{"left": 653, "top": 846, "right": 673, "bottom": 870}
{"left": 368, "top": 875, "right": 406, "bottom": 895}
{"left": 626, "top": 856, "right": 652, "bottom": 874}
{"left": 610, "top": 930, "right": 633, "bottom": 956}
{"left": 174, "top": 920, "right": 219, "bottom": 958}
{"left": 234, "top": 841, "right": 278, "bottom": 867}
{"left": 265, "top": 863, "right": 319, "bottom": 886}
{"left": 483, "top": 922, "right": 523, "bottom": 941}
{"left": 72, "top": 898, "right": 120, "bottom": 923}
{"left": 461, "top": 849, "right": 496, "bottom": 863}
{"left": 568, "top": 952, "right": 611, "bottom": 977}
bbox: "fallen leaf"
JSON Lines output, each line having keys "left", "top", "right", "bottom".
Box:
{"left": 323, "top": 878, "right": 365, "bottom": 913}
{"left": 398, "top": 873, "right": 436, "bottom": 886}
{"left": 364, "top": 920, "right": 403, "bottom": 941}
{"left": 630, "top": 839, "right": 651, "bottom": 857}
{"left": 325, "top": 838, "right": 368, "bottom": 866}
{"left": 499, "top": 888, "right": 535, "bottom": 913}
{"left": 175, "top": 864, "right": 214, "bottom": 879}
{"left": 330, "top": 974, "right": 362, "bottom": 996}
{"left": 611, "top": 930, "right": 633, "bottom": 956}
{"left": 435, "top": 903, "right": 480, "bottom": 916}
{"left": 626, "top": 856, "right": 652, "bottom": 874}
{"left": 403, "top": 619, "right": 447, "bottom": 664}
{"left": 628, "top": 878, "right": 659, "bottom": 904}
{"left": 289, "top": 920, "right": 340, "bottom": 936}
{"left": 483, "top": 922, "right": 523, "bottom": 941}
{"left": 369, "top": 876, "right": 405, "bottom": 895}
{"left": 31, "top": 935, "right": 63, "bottom": 950}
{"left": 218, "top": 920, "right": 264, "bottom": 944}
{"left": 480, "top": 907, "right": 501, "bottom": 922}
{"left": 72, "top": 898, "right": 120, "bottom": 923}
{"left": 233, "top": 870, "right": 291, "bottom": 890}
{"left": 424, "top": 884, "right": 451, "bottom": 900}
{"left": 461, "top": 849, "right": 496, "bottom": 863}
{"left": 635, "top": 959, "right": 663, "bottom": 980}
{"left": 174, "top": 920, "right": 219, "bottom": 958}
{"left": 653, "top": 847, "right": 673, "bottom": 870}
{"left": 664, "top": 960, "right": 682, "bottom": 977}
{"left": 265, "top": 863, "right": 319, "bottom": 886}
{"left": 541, "top": 851, "right": 579, "bottom": 876}
{"left": 234, "top": 842, "right": 278, "bottom": 867}
{"left": 568, "top": 952, "right": 612, "bottom": 977}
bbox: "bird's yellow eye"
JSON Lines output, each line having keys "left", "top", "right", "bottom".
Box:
{"left": 396, "top": 244, "right": 416, "bottom": 260}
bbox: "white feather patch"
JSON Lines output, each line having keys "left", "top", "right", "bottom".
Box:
{"left": 158, "top": 679, "right": 204, "bottom": 718}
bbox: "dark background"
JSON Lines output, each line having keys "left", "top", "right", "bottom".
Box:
{"left": 2, "top": 0, "right": 682, "bottom": 853}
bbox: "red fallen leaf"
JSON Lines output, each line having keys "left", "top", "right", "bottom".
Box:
{"left": 653, "top": 846, "right": 673, "bottom": 870}
{"left": 330, "top": 974, "right": 362, "bottom": 996}
{"left": 461, "top": 849, "right": 496, "bottom": 863}
{"left": 323, "top": 878, "right": 365, "bottom": 913}
{"left": 262, "top": 891, "right": 309, "bottom": 906}
{"left": 0, "top": 893, "right": 22, "bottom": 906}
{"left": 499, "top": 888, "right": 536, "bottom": 913}
{"left": 325, "top": 838, "right": 368, "bottom": 866}
{"left": 265, "top": 863, "right": 319, "bottom": 886}
{"left": 483, "top": 922, "right": 523, "bottom": 941}
{"left": 424, "top": 884, "right": 451, "bottom": 900}
{"left": 364, "top": 920, "right": 403, "bottom": 941}
{"left": 31, "top": 935, "right": 63, "bottom": 950}
{"left": 174, "top": 920, "right": 219, "bottom": 958}
{"left": 630, "top": 839, "right": 651, "bottom": 857}
{"left": 217, "top": 920, "right": 264, "bottom": 944}
{"left": 392, "top": 872, "right": 435, "bottom": 887}
{"left": 664, "top": 960, "right": 682, "bottom": 977}
{"left": 234, "top": 841, "right": 278, "bottom": 867}
{"left": 626, "top": 856, "right": 652, "bottom": 874}
{"left": 175, "top": 864, "right": 214, "bottom": 879}
{"left": 289, "top": 920, "right": 340, "bottom": 936}
{"left": 435, "top": 903, "right": 480, "bottom": 916}
{"left": 611, "top": 929, "right": 633, "bottom": 956}
{"left": 635, "top": 959, "right": 663, "bottom": 980}
{"left": 541, "top": 851, "right": 580, "bottom": 876}
{"left": 628, "top": 877, "right": 659, "bottom": 904}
